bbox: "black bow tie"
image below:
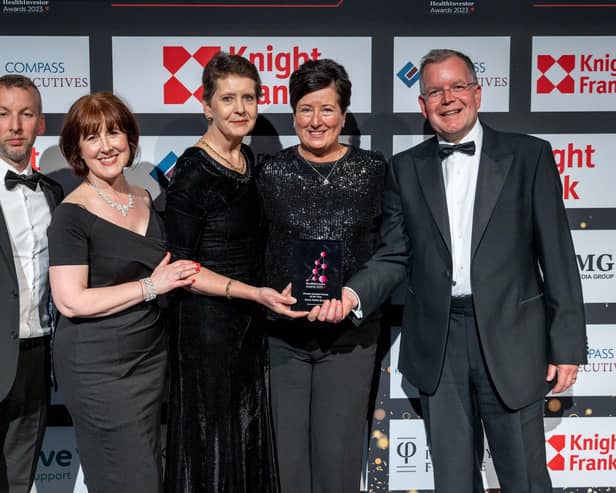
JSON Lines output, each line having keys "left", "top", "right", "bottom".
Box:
{"left": 5, "top": 170, "right": 41, "bottom": 191}
{"left": 438, "top": 141, "right": 476, "bottom": 160}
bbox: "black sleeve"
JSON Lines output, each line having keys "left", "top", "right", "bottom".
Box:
{"left": 48, "top": 204, "right": 92, "bottom": 266}
{"left": 164, "top": 154, "right": 211, "bottom": 261}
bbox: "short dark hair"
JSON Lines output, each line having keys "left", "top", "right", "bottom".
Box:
{"left": 419, "top": 49, "right": 478, "bottom": 94}
{"left": 289, "top": 59, "right": 352, "bottom": 113}
{"left": 60, "top": 92, "right": 139, "bottom": 178}
{"left": 201, "top": 52, "right": 262, "bottom": 103}
{"left": 0, "top": 74, "right": 43, "bottom": 113}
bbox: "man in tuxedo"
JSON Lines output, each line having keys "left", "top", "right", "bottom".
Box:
{"left": 314, "top": 49, "right": 587, "bottom": 491}
{"left": 0, "top": 74, "right": 63, "bottom": 492}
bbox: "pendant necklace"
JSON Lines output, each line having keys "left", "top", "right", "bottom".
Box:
{"left": 298, "top": 146, "right": 344, "bottom": 186}
{"left": 89, "top": 182, "right": 134, "bottom": 217}
{"left": 198, "top": 138, "right": 246, "bottom": 174}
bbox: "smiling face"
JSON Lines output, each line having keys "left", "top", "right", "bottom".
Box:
{"left": 203, "top": 75, "right": 258, "bottom": 142}
{"left": 0, "top": 85, "right": 45, "bottom": 172}
{"left": 418, "top": 55, "right": 481, "bottom": 143}
{"left": 293, "top": 83, "right": 346, "bottom": 160}
{"left": 79, "top": 124, "right": 131, "bottom": 183}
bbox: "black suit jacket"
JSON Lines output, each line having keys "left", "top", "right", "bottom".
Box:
{"left": 348, "top": 124, "right": 587, "bottom": 410}
{"left": 0, "top": 172, "right": 63, "bottom": 401}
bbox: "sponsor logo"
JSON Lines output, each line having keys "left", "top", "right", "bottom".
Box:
{"left": 396, "top": 59, "right": 506, "bottom": 91}
{"left": 0, "top": 37, "right": 90, "bottom": 112}
{"left": 547, "top": 433, "right": 616, "bottom": 472}
{"left": 35, "top": 448, "right": 76, "bottom": 482}
{"left": 537, "top": 54, "right": 576, "bottom": 93}
{"left": 4, "top": 61, "right": 64, "bottom": 73}
{"left": 150, "top": 151, "right": 178, "bottom": 184}
{"left": 396, "top": 61, "right": 420, "bottom": 88}
{"left": 576, "top": 253, "right": 615, "bottom": 280}
{"left": 536, "top": 52, "right": 616, "bottom": 95}
{"left": 395, "top": 437, "right": 419, "bottom": 472}
{"left": 393, "top": 37, "right": 510, "bottom": 113}
{"left": 552, "top": 142, "right": 596, "bottom": 200}
{"left": 162, "top": 43, "right": 322, "bottom": 106}
{"left": 163, "top": 46, "right": 220, "bottom": 104}
{"left": 29, "top": 145, "right": 41, "bottom": 172}
{"left": 588, "top": 347, "right": 615, "bottom": 359}
{"left": 3, "top": 59, "right": 88, "bottom": 89}
{"left": 114, "top": 37, "right": 370, "bottom": 113}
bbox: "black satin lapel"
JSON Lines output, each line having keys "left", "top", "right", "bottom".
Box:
{"left": 37, "top": 173, "right": 60, "bottom": 210}
{"left": 471, "top": 151, "right": 513, "bottom": 258}
{"left": 0, "top": 206, "right": 17, "bottom": 284}
{"left": 416, "top": 149, "right": 451, "bottom": 253}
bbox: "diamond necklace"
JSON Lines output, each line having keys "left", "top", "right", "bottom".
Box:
{"left": 297, "top": 146, "right": 344, "bottom": 186}
{"left": 88, "top": 182, "right": 134, "bottom": 217}
{"left": 198, "top": 138, "right": 246, "bottom": 173}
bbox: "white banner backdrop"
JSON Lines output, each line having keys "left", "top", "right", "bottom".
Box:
{"left": 534, "top": 134, "right": 616, "bottom": 208}
{"left": 531, "top": 36, "right": 616, "bottom": 112}
{"left": 548, "top": 325, "right": 616, "bottom": 398}
{"left": 571, "top": 230, "right": 616, "bottom": 304}
{"left": 0, "top": 36, "right": 90, "bottom": 113}
{"left": 31, "top": 428, "right": 86, "bottom": 493}
{"left": 393, "top": 36, "right": 510, "bottom": 113}
{"left": 387, "top": 416, "right": 616, "bottom": 489}
{"left": 112, "top": 37, "right": 372, "bottom": 114}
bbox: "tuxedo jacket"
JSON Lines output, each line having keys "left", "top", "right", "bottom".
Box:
{"left": 348, "top": 124, "right": 587, "bottom": 410}
{"left": 0, "top": 172, "right": 64, "bottom": 401}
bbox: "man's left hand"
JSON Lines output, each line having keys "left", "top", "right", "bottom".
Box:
{"left": 546, "top": 363, "right": 579, "bottom": 393}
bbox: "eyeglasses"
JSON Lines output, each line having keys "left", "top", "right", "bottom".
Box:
{"left": 421, "top": 82, "right": 478, "bottom": 101}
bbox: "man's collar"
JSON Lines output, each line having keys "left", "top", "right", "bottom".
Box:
{"left": 0, "top": 156, "right": 32, "bottom": 176}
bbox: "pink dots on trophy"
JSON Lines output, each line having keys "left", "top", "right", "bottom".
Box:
{"left": 307, "top": 250, "right": 329, "bottom": 285}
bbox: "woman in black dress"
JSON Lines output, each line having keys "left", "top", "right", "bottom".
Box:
{"left": 256, "top": 59, "right": 387, "bottom": 493}
{"left": 164, "top": 52, "right": 300, "bottom": 493}
{"left": 48, "top": 92, "right": 198, "bottom": 493}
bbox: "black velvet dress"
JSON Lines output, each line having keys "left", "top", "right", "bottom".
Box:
{"left": 164, "top": 145, "right": 278, "bottom": 493}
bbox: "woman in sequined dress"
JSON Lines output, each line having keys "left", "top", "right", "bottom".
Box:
{"left": 256, "top": 59, "right": 387, "bottom": 493}
{"left": 164, "top": 52, "right": 302, "bottom": 493}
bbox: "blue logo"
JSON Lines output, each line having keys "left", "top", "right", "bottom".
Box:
{"left": 397, "top": 61, "right": 421, "bottom": 88}
{"left": 150, "top": 151, "right": 178, "bottom": 185}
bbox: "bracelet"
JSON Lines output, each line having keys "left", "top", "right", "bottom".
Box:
{"left": 225, "top": 279, "right": 233, "bottom": 300}
{"left": 141, "top": 277, "right": 157, "bottom": 302}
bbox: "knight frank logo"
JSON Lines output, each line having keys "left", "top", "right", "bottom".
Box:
{"left": 547, "top": 432, "right": 616, "bottom": 472}
{"left": 547, "top": 434, "right": 566, "bottom": 471}
{"left": 535, "top": 50, "right": 616, "bottom": 95}
{"left": 536, "top": 54, "right": 576, "bottom": 94}
{"left": 163, "top": 46, "right": 221, "bottom": 104}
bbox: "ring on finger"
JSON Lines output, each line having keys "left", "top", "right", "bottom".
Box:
{"left": 176, "top": 270, "right": 182, "bottom": 279}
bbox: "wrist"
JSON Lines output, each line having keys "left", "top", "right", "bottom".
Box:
{"left": 225, "top": 278, "right": 234, "bottom": 300}
{"left": 141, "top": 277, "right": 157, "bottom": 302}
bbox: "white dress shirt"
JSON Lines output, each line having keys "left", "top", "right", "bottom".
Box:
{"left": 440, "top": 120, "right": 483, "bottom": 296}
{"left": 348, "top": 121, "right": 483, "bottom": 316}
{"left": 0, "top": 158, "right": 52, "bottom": 338}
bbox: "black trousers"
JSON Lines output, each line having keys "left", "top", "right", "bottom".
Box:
{"left": 268, "top": 336, "right": 376, "bottom": 493}
{"left": 0, "top": 338, "right": 48, "bottom": 493}
{"left": 419, "top": 296, "right": 552, "bottom": 493}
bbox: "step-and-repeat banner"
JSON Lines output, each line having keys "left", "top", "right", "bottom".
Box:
{"left": 1, "top": 1, "right": 614, "bottom": 491}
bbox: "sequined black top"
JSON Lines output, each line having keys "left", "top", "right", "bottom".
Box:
{"left": 257, "top": 145, "right": 386, "bottom": 347}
